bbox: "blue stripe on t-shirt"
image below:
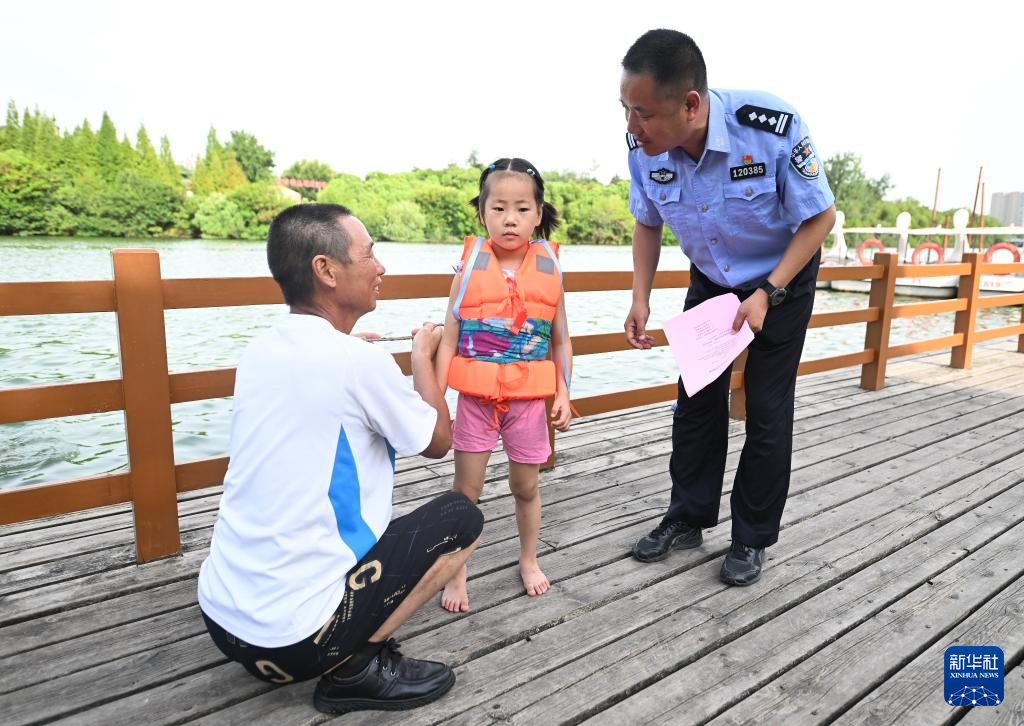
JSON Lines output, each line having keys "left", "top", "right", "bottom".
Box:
{"left": 327, "top": 424, "right": 377, "bottom": 560}
{"left": 385, "top": 440, "right": 396, "bottom": 471}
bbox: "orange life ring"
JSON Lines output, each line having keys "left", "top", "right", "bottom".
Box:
{"left": 910, "top": 242, "right": 945, "bottom": 265}
{"left": 856, "top": 238, "right": 885, "bottom": 266}
{"left": 983, "top": 243, "right": 1021, "bottom": 264}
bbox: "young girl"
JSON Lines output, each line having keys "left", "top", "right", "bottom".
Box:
{"left": 435, "top": 158, "right": 573, "bottom": 612}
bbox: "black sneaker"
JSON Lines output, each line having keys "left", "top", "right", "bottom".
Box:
{"left": 313, "top": 639, "right": 455, "bottom": 715}
{"left": 719, "top": 540, "right": 764, "bottom": 586}
{"left": 632, "top": 517, "right": 702, "bottom": 562}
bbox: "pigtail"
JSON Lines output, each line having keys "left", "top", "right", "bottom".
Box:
{"left": 538, "top": 201, "right": 561, "bottom": 241}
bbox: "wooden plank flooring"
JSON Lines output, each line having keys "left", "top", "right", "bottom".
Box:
{"left": 1, "top": 341, "right": 1023, "bottom": 725}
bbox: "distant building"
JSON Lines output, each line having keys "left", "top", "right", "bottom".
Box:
{"left": 990, "top": 191, "right": 1024, "bottom": 226}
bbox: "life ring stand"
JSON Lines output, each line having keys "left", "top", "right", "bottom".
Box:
{"left": 983, "top": 243, "right": 1021, "bottom": 264}
{"left": 856, "top": 238, "right": 885, "bottom": 266}
{"left": 910, "top": 242, "right": 945, "bottom": 265}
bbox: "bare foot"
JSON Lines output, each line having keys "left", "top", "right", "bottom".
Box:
{"left": 520, "top": 560, "right": 550, "bottom": 597}
{"left": 440, "top": 565, "right": 469, "bottom": 612}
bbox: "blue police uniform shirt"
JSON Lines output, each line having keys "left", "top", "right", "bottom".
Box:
{"left": 627, "top": 89, "right": 835, "bottom": 290}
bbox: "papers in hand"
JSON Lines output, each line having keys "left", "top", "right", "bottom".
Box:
{"left": 662, "top": 293, "right": 755, "bottom": 398}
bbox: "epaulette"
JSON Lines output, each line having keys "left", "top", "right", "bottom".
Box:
{"left": 736, "top": 104, "right": 791, "bottom": 136}
{"left": 626, "top": 133, "right": 639, "bottom": 150}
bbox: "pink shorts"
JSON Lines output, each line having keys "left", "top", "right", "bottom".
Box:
{"left": 452, "top": 394, "right": 551, "bottom": 464}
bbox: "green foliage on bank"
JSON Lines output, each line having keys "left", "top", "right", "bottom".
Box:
{"left": 1, "top": 101, "right": 990, "bottom": 245}
{"left": 315, "top": 164, "right": 657, "bottom": 246}
{"left": 0, "top": 101, "right": 292, "bottom": 240}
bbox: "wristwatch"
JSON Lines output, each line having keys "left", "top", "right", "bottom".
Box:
{"left": 758, "top": 280, "right": 788, "bottom": 307}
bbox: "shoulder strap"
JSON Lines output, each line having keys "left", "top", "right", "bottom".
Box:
{"left": 452, "top": 237, "right": 485, "bottom": 322}
{"left": 534, "top": 239, "right": 562, "bottom": 280}
{"left": 535, "top": 239, "right": 571, "bottom": 395}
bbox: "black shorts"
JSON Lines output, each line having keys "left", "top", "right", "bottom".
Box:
{"left": 201, "top": 491, "right": 482, "bottom": 684}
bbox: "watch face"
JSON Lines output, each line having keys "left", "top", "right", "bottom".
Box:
{"left": 770, "top": 288, "right": 787, "bottom": 306}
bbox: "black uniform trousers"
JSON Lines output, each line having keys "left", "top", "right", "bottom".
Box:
{"left": 666, "top": 257, "right": 818, "bottom": 548}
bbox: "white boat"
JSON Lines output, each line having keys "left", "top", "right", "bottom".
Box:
{"left": 822, "top": 210, "right": 1024, "bottom": 298}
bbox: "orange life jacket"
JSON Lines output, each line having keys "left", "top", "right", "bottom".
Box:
{"left": 448, "top": 236, "right": 562, "bottom": 402}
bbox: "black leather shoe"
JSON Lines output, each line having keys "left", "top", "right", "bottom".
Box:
{"left": 632, "top": 517, "right": 702, "bottom": 562}
{"left": 314, "top": 639, "right": 455, "bottom": 715}
{"left": 719, "top": 541, "right": 764, "bottom": 586}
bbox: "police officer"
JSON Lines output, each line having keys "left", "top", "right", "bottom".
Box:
{"left": 620, "top": 29, "right": 836, "bottom": 585}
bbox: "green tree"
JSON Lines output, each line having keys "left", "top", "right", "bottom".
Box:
{"left": 380, "top": 200, "right": 427, "bottom": 241}
{"left": 318, "top": 173, "right": 387, "bottom": 237}
{"left": 192, "top": 128, "right": 246, "bottom": 194}
{"left": 134, "top": 126, "right": 164, "bottom": 180}
{"left": 92, "top": 171, "right": 183, "bottom": 237}
{"left": 119, "top": 135, "right": 135, "bottom": 170}
{"left": 204, "top": 126, "right": 222, "bottom": 159}
{"left": 281, "top": 159, "right": 334, "bottom": 200}
{"left": 823, "top": 152, "right": 892, "bottom": 226}
{"left": 226, "top": 182, "right": 298, "bottom": 240}
{"left": 158, "top": 135, "right": 180, "bottom": 186}
{"left": 564, "top": 193, "right": 633, "bottom": 245}
{"left": 282, "top": 159, "right": 334, "bottom": 181}
{"left": 226, "top": 130, "right": 274, "bottom": 183}
{"left": 53, "top": 175, "right": 105, "bottom": 236}
{"left": 193, "top": 192, "right": 247, "bottom": 239}
{"left": 60, "top": 121, "right": 99, "bottom": 180}
{"left": 413, "top": 184, "right": 477, "bottom": 241}
{"left": 95, "top": 112, "right": 123, "bottom": 182}
{"left": 29, "top": 112, "right": 62, "bottom": 170}
{"left": 18, "top": 108, "right": 38, "bottom": 158}
{"left": 0, "top": 149, "right": 61, "bottom": 235}
{"left": 437, "top": 163, "right": 481, "bottom": 189}
{"left": 1, "top": 100, "right": 19, "bottom": 150}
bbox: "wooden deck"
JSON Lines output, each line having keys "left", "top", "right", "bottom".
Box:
{"left": 2, "top": 341, "right": 1023, "bottom": 725}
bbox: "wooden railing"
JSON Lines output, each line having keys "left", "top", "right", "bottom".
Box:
{"left": 1, "top": 251, "right": 1023, "bottom": 562}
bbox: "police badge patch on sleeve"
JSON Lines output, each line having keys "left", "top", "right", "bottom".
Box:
{"left": 790, "top": 136, "right": 820, "bottom": 179}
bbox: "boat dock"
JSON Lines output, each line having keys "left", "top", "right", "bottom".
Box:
{"left": 2, "top": 341, "right": 1023, "bottom": 725}
{"left": 2, "top": 249, "right": 1024, "bottom": 724}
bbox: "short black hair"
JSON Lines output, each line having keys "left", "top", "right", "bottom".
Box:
{"left": 622, "top": 29, "right": 707, "bottom": 97}
{"left": 266, "top": 203, "right": 353, "bottom": 306}
{"left": 469, "top": 158, "right": 561, "bottom": 240}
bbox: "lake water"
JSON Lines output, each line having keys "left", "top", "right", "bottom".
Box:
{"left": 1, "top": 237, "right": 1020, "bottom": 490}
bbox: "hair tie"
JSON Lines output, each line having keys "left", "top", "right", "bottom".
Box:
{"left": 487, "top": 163, "right": 496, "bottom": 171}
{"left": 526, "top": 168, "right": 536, "bottom": 176}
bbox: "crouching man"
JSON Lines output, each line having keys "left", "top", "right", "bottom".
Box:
{"left": 198, "top": 204, "right": 482, "bottom": 715}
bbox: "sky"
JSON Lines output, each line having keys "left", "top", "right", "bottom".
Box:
{"left": 4, "top": 0, "right": 1021, "bottom": 215}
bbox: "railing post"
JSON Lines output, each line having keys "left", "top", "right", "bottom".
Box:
{"left": 951, "top": 252, "right": 982, "bottom": 369}
{"left": 860, "top": 252, "right": 897, "bottom": 390}
{"left": 729, "top": 350, "right": 747, "bottom": 420}
{"left": 112, "top": 249, "right": 181, "bottom": 563}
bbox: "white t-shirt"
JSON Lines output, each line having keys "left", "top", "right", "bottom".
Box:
{"left": 197, "top": 314, "right": 437, "bottom": 647}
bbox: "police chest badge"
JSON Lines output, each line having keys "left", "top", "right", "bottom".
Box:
{"left": 790, "top": 136, "right": 820, "bottom": 179}
{"left": 649, "top": 168, "right": 676, "bottom": 184}
{"left": 730, "top": 155, "right": 766, "bottom": 180}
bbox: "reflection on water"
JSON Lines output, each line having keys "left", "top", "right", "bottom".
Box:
{"left": 1, "top": 238, "right": 1020, "bottom": 489}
